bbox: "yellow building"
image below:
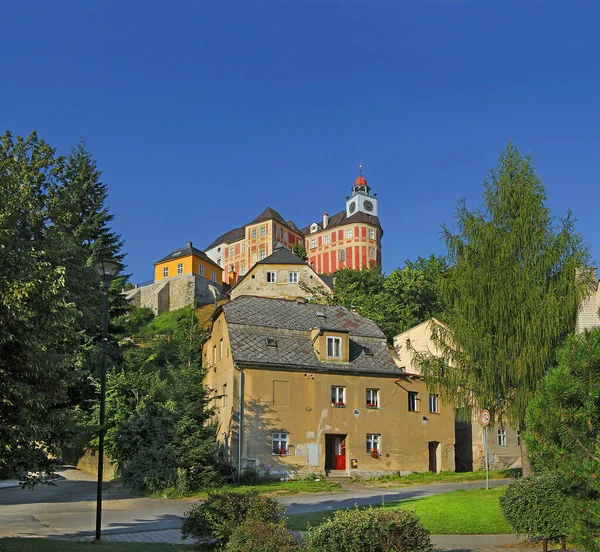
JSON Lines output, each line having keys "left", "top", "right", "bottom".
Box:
{"left": 204, "top": 296, "right": 455, "bottom": 478}
{"left": 154, "top": 241, "right": 223, "bottom": 285}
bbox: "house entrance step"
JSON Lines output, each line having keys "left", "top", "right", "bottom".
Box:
{"left": 326, "top": 470, "right": 351, "bottom": 479}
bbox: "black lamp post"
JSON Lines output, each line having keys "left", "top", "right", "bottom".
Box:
{"left": 92, "top": 259, "right": 121, "bottom": 541}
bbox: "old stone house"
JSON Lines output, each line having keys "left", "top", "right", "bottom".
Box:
{"left": 203, "top": 296, "right": 455, "bottom": 478}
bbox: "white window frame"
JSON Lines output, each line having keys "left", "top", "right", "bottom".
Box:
{"left": 429, "top": 394, "right": 439, "bottom": 413}
{"left": 199, "top": 265, "right": 205, "bottom": 277}
{"left": 497, "top": 428, "right": 507, "bottom": 447}
{"left": 366, "top": 434, "right": 380, "bottom": 454}
{"left": 288, "top": 271, "right": 299, "bottom": 284}
{"left": 163, "top": 267, "right": 169, "bottom": 278}
{"left": 260, "top": 249, "right": 266, "bottom": 260}
{"left": 242, "top": 243, "right": 246, "bottom": 253}
{"left": 331, "top": 386, "right": 345, "bottom": 406}
{"left": 177, "top": 263, "right": 183, "bottom": 275}
{"left": 283, "top": 231, "right": 288, "bottom": 241}
{"left": 211, "top": 271, "right": 217, "bottom": 282}
{"left": 366, "top": 388, "right": 379, "bottom": 408}
{"left": 327, "top": 336, "right": 342, "bottom": 359}
{"left": 219, "top": 338, "right": 223, "bottom": 359}
{"left": 369, "top": 228, "right": 375, "bottom": 239}
{"left": 272, "top": 432, "right": 289, "bottom": 454}
{"left": 266, "top": 271, "right": 277, "bottom": 283}
{"left": 310, "top": 238, "right": 317, "bottom": 249}
{"left": 260, "top": 226, "right": 266, "bottom": 236}
{"left": 241, "top": 264, "right": 246, "bottom": 276}
{"left": 408, "top": 391, "right": 418, "bottom": 412}
{"left": 339, "top": 249, "right": 346, "bottom": 262}
{"left": 251, "top": 228, "right": 257, "bottom": 239}
{"left": 324, "top": 235, "right": 330, "bottom": 245}
{"left": 346, "top": 228, "right": 352, "bottom": 239}
{"left": 229, "top": 246, "right": 234, "bottom": 257}
{"left": 213, "top": 345, "right": 217, "bottom": 365}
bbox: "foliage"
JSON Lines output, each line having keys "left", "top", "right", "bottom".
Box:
{"left": 0, "top": 131, "right": 78, "bottom": 478}
{"left": 292, "top": 243, "right": 308, "bottom": 261}
{"left": 182, "top": 490, "right": 285, "bottom": 546}
{"left": 415, "top": 142, "right": 591, "bottom": 427}
{"left": 225, "top": 519, "right": 297, "bottom": 552}
{"left": 499, "top": 473, "right": 571, "bottom": 540}
{"left": 525, "top": 329, "right": 600, "bottom": 549}
{"left": 305, "top": 506, "right": 433, "bottom": 552}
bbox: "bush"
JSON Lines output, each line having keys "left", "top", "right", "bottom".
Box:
{"left": 305, "top": 506, "right": 433, "bottom": 552}
{"left": 225, "top": 519, "right": 297, "bottom": 552}
{"left": 181, "top": 490, "right": 285, "bottom": 545}
{"left": 499, "top": 473, "right": 572, "bottom": 540}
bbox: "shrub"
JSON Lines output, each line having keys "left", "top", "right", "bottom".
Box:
{"left": 225, "top": 519, "right": 297, "bottom": 552}
{"left": 499, "top": 473, "right": 572, "bottom": 540}
{"left": 305, "top": 506, "right": 433, "bottom": 552}
{"left": 181, "top": 490, "right": 285, "bottom": 545}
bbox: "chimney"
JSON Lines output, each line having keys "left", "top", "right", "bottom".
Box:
{"left": 322, "top": 211, "right": 328, "bottom": 229}
{"left": 186, "top": 241, "right": 192, "bottom": 247}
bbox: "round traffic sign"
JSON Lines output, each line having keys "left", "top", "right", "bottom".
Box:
{"left": 480, "top": 409, "right": 490, "bottom": 426}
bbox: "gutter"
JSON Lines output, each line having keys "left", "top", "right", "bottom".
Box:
{"left": 236, "top": 362, "right": 244, "bottom": 483}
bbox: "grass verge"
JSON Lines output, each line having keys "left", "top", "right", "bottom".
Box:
{"left": 287, "top": 486, "right": 512, "bottom": 534}
{"left": 351, "top": 468, "right": 520, "bottom": 488}
{"left": 152, "top": 478, "right": 343, "bottom": 499}
{"left": 0, "top": 539, "right": 197, "bottom": 552}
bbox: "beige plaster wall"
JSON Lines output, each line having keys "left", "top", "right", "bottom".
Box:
{"left": 393, "top": 319, "right": 446, "bottom": 375}
{"left": 230, "top": 263, "right": 331, "bottom": 301}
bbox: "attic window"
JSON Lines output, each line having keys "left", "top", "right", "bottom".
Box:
{"left": 364, "top": 347, "right": 374, "bottom": 356}
{"left": 265, "top": 337, "right": 278, "bottom": 348}
{"left": 315, "top": 311, "right": 326, "bottom": 319}
{"left": 173, "top": 251, "right": 182, "bottom": 256}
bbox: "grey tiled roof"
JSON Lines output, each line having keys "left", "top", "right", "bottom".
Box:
{"left": 223, "top": 296, "right": 385, "bottom": 338}
{"left": 155, "top": 242, "right": 220, "bottom": 268}
{"left": 205, "top": 227, "right": 245, "bottom": 250}
{"left": 228, "top": 328, "right": 399, "bottom": 374}
{"left": 300, "top": 209, "right": 382, "bottom": 236}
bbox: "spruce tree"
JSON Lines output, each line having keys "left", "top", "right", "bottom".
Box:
{"left": 417, "top": 143, "right": 591, "bottom": 446}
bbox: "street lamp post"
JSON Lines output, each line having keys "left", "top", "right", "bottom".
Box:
{"left": 92, "top": 259, "right": 121, "bottom": 542}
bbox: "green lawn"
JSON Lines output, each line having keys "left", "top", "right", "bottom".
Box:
{"left": 351, "top": 468, "right": 520, "bottom": 488}
{"left": 0, "top": 540, "right": 197, "bottom": 552}
{"left": 153, "top": 478, "right": 343, "bottom": 499}
{"left": 287, "top": 486, "right": 512, "bottom": 534}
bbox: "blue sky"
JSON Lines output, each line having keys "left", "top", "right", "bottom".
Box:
{"left": 3, "top": 1, "right": 599, "bottom": 282}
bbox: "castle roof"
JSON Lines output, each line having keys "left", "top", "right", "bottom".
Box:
{"left": 205, "top": 226, "right": 245, "bottom": 250}
{"left": 300, "top": 210, "right": 382, "bottom": 235}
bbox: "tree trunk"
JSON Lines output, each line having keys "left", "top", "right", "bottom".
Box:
{"left": 520, "top": 436, "right": 532, "bottom": 477}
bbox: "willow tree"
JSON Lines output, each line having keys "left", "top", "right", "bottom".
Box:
{"left": 417, "top": 143, "right": 591, "bottom": 469}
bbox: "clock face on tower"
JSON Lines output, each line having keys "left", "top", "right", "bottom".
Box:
{"left": 363, "top": 200, "right": 374, "bottom": 212}
{"left": 349, "top": 201, "right": 356, "bottom": 214}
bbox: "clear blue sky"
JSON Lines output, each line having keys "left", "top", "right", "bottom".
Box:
{"left": 3, "top": 1, "right": 599, "bottom": 282}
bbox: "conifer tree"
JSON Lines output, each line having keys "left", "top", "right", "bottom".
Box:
{"left": 417, "top": 143, "right": 591, "bottom": 439}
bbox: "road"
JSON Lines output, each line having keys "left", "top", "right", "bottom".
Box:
{"left": 0, "top": 467, "right": 510, "bottom": 539}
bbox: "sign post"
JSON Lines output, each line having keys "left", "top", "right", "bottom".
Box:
{"left": 480, "top": 409, "right": 490, "bottom": 490}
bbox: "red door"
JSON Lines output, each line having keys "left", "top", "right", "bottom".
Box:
{"left": 334, "top": 436, "right": 346, "bottom": 470}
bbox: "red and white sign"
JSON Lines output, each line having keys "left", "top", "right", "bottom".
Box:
{"left": 480, "top": 409, "right": 491, "bottom": 426}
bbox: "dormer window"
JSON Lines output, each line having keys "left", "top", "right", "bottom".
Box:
{"left": 310, "top": 223, "right": 319, "bottom": 233}
{"left": 265, "top": 337, "right": 277, "bottom": 348}
{"left": 327, "top": 336, "right": 342, "bottom": 359}
{"left": 364, "top": 347, "right": 374, "bottom": 356}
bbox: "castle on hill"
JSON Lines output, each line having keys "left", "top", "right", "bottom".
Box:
{"left": 127, "top": 168, "right": 383, "bottom": 313}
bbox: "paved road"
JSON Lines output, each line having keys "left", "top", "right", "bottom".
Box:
{"left": 0, "top": 468, "right": 511, "bottom": 540}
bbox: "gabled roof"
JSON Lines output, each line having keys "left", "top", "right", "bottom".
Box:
{"left": 219, "top": 296, "right": 398, "bottom": 374}
{"left": 205, "top": 227, "right": 245, "bottom": 251}
{"left": 300, "top": 210, "right": 382, "bottom": 236}
{"left": 155, "top": 242, "right": 220, "bottom": 269}
{"left": 256, "top": 245, "right": 306, "bottom": 266}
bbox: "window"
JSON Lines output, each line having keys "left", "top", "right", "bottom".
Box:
{"left": 310, "top": 238, "right": 316, "bottom": 249}
{"left": 366, "top": 388, "right": 379, "bottom": 408}
{"left": 230, "top": 265, "right": 234, "bottom": 272}
{"left": 265, "top": 337, "right": 277, "bottom": 348}
{"left": 251, "top": 229, "right": 257, "bottom": 239}
{"left": 213, "top": 345, "right": 217, "bottom": 365}
{"left": 339, "top": 250, "right": 346, "bottom": 262}
{"left": 346, "top": 229, "right": 352, "bottom": 238}
{"left": 366, "top": 434, "right": 380, "bottom": 454}
{"left": 497, "top": 429, "right": 506, "bottom": 446}
{"left": 241, "top": 264, "right": 246, "bottom": 275}
{"left": 217, "top": 257, "right": 221, "bottom": 266}
{"left": 260, "top": 226, "right": 266, "bottom": 236}
{"left": 272, "top": 432, "right": 288, "bottom": 454}
{"left": 276, "top": 227, "right": 281, "bottom": 238}
{"left": 199, "top": 265, "right": 205, "bottom": 277}
{"left": 408, "top": 391, "right": 418, "bottom": 412}
{"left": 327, "top": 336, "right": 342, "bottom": 359}
{"left": 219, "top": 339, "right": 223, "bottom": 359}
{"left": 266, "top": 271, "right": 276, "bottom": 283}
{"left": 242, "top": 243, "right": 246, "bottom": 253}
{"left": 288, "top": 272, "right": 298, "bottom": 283}
{"left": 229, "top": 247, "right": 234, "bottom": 256}
{"left": 369, "top": 228, "right": 375, "bottom": 239}
{"left": 211, "top": 271, "right": 216, "bottom": 282}
{"left": 283, "top": 231, "right": 288, "bottom": 241}
{"left": 369, "top": 248, "right": 376, "bottom": 259}
{"left": 177, "top": 263, "right": 183, "bottom": 275}
{"left": 324, "top": 235, "right": 330, "bottom": 245}
{"left": 516, "top": 430, "right": 521, "bottom": 447}
{"left": 331, "top": 386, "right": 345, "bottom": 406}
{"left": 429, "top": 394, "right": 439, "bottom": 413}
{"left": 260, "top": 249, "right": 266, "bottom": 260}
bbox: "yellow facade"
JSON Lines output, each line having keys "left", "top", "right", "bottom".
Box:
{"left": 154, "top": 253, "right": 223, "bottom": 285}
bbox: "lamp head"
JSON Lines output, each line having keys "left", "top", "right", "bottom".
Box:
{"left": 93, "top": 259, "right": 122, "bottom": 282}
